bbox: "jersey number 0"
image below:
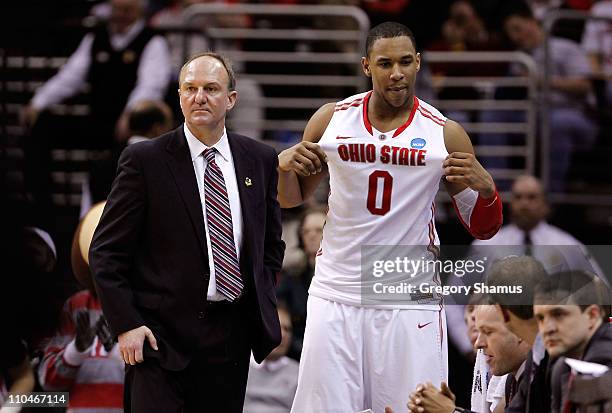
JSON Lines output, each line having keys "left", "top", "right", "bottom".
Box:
{"left": 367, "top": 170, "right": 393, "bottom": 216}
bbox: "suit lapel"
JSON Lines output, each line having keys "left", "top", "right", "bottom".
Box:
{"left": 227, "top": 133, "right": 255, "bottom": 266}
{"left": 164, "top": 127, "right": 208, "bottom": 259}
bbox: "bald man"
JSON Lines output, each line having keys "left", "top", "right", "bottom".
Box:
{"left": 90, "top": 53, "right": 285, "bottom": 413}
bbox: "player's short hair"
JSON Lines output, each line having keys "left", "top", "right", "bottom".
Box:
{"left": 365, "top": 21, "right": 417, "bottom": 56}
{"left": 178, "top": 52, "right": 236, "bottom": 92}
{"left": 534, "top": 270, "right": 611, "bottom": 321}
{"left": 486, "top": 256, "right": 548, "bottom": 320}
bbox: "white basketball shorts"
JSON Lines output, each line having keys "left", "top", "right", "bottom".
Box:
{"left": 290, "top": 295, "right": 448, "bottom": 413}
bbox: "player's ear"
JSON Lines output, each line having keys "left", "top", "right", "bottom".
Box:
{"left": 361, "top": 57, "right": 371, "bottom": 78}
{"left": 416, "top": 52, "right": 421, "bottom": 72}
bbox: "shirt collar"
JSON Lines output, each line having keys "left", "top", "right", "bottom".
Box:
{"left": 510, "top": 221, "right": 546, "bottom": 237}
{"left": 183, "top": 123, "right": 230, "bottom": 162}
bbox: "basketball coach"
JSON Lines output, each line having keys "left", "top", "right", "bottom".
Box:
{"left": 90, "top": 52, "right": 285, "bottom": 413}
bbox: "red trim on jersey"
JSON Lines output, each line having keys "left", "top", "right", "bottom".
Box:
{"left": 335, "top": 96, "right": 364, "bottom": 110}
{"left": 362, "top": 92, "right": 420, "bottom": 137}
{"left": 362, "top": 91, "right": 374, "bottom": 135}
{"left": 335, "top": 98, "right": 364, "bottom": 112}
{"left": 417, "top": 106, "right": 446, "bottom": 126}
{"left": 392, "top": 96, "right": 419, "bottom": 138}
{"left": 427, "top": 203, "right": 440, "bottom": 257}
{"left": 418, "top": 104, "right": 446, "bottom": 124}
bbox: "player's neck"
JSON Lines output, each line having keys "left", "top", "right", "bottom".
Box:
{"left": 368, "top": 92, "right": 414, "bottom": 132}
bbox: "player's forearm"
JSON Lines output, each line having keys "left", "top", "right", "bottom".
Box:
{"left": 277, "top": 168, "right": 303, "bottom": 208}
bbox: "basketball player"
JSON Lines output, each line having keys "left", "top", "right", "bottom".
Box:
{"left": 278, "top": 22, "right": 503, "bottom": 412}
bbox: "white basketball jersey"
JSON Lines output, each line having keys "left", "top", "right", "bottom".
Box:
{"left": 310, "top": 91, "right": 449, "bottom": 308}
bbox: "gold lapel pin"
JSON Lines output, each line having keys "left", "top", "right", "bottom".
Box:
{"left": 245, "top": 177, "right": 252, "bottom": 187}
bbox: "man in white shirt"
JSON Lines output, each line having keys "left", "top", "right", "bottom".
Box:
{"left": 22, "top": 0, "right": 171, "bottom": 224}
{"left": 22, "top": 0, "right": 171, "bottom": 141}
{"left": 582, "top": 0, "right": 612, "bottom": 106}
{"left": 472, "top": 175, "right": 600, "bottom": 275}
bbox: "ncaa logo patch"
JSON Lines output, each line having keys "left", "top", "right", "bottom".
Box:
{"left": 410, "top": 138, "right": 426, "bottom": 149}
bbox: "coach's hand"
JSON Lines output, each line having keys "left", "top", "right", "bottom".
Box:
{"left": 443, "top": 152, "right": 495, "bottom": 198}
{"left": 279, "top": 141, "right": 327, "bottom": 176}
{"left": 118, "top": 325, "right": 158, "bottom": 365}
{"left": 408, "top": 382, "right": 456, "bottom": 413}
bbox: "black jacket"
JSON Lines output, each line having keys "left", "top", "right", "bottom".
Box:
{"left": 90, "top": 126, "right": 285, "bottom": 370}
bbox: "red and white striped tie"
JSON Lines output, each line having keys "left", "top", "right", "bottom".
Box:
{"left": 203, "top": 148, "right": 243, "bottom": 301}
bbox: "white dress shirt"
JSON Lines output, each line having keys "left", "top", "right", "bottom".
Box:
{"left": 184, "top": 124, "right": 243, "bottom": 301}
{"left": 471, "top": 221, "right": 602, "bottom": 275}
{"left": 31, "top": 19, "right": 171, "bottom": 112}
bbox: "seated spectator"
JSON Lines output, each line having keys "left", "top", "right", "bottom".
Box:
{"left": 471, "top": 175, "right": 602, "bottom": 275}
{"left": 38, "top": 204, "right": 124, "bottom": 413}
{"left": 397, "top": 256, "right": 549, "bottom": 413}
{"left": 23, "top": 0, "right": 171, "bottom": 143}
{"left": 81, "top": 99, "right": 174, "bottom": 214}
{"left": 277, "top": 207, "right": 326, "bottom": 359}
{"left": 503, "top": 7, "right": 597, "bottom": 192}
{"left": 403, "top": 304, "right": 530, "bottom": 413}
{"left": 582, "top": 0, "right": 612, "bottom": 107}
{"left": 486, "top": 256, "right": 551, "bottom": 413}
{"left": 243, "top": 306, "right": 299, "bottom": 413}
{"left": 21, "top": 0, "right": 171, "bottom": 223}
{"left": 533, "top": 270, "right": 612, "bottom": 413}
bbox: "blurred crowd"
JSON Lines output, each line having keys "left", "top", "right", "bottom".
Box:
{"left": 1, "top": 0, "right": 612, "bottom": 412}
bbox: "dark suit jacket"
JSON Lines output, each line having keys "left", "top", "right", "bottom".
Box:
{"left": 550, "top": 323, "right": 612, "bottom": 413}
{"left": 505, "top": 346, "right": 551, "bottom": 413}
{"left": 89, "top": 126, "right": 285, "bottom": 370}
